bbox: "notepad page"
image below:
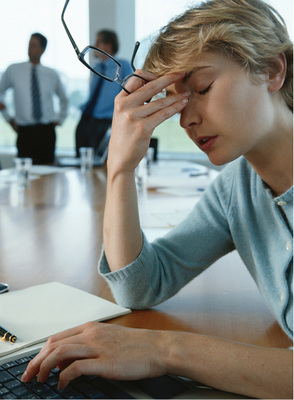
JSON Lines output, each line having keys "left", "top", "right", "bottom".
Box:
{"left": 0, "top": 282, "right": 131, "bottom": 357}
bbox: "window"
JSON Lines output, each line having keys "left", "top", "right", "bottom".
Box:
{"left": 0, "top": 0, "right": 292, "bottom": 156}
{"left": 0, "top": 0, "right": 89, "bottom": 151}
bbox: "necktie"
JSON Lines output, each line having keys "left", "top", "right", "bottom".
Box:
{"left": 31, "top": 66, "right": 42, "bottom": 122}
{"left": 83, "top": 63, "right": 105, "bottom": 117}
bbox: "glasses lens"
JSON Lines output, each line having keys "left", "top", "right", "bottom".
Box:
{"left": 83, "top": 48, "right": 119, "bottom": 81}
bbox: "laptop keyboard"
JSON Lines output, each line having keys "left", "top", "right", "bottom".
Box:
{"left": 0, "top": 353, "right": 193, "bottom": 399}
{"left": 0, "top": 352, "right": 134, "bottom": 399}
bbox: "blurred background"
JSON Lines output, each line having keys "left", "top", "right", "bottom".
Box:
{"left": 0, "top": 0, "right": 292, "bottom": 160}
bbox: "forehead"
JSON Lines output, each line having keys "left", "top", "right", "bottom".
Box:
{"left": 29, "top": 37, "right": 41, "bottom": 47}
{"left": 166, "top": 51, "right": 241, "bottom": 94}
{"left": 185, "top": 51, "right": 233, "bottom": 76}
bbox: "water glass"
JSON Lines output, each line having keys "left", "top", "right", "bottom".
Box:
{"left": 14, "top": 157, "right": 32, "bottom": 188}
{"left": 80, "top": 147, "right": 94, "bottom": 172}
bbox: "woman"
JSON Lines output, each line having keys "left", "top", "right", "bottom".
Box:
{"left": 22, "top": 0, "right": 293, "bottom": 397}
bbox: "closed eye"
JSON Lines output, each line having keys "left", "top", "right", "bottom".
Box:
{"left": 199, "top": 84, "right": 212, "bottom": 95}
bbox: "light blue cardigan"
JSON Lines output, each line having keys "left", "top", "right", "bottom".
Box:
{"left": 99, "top": 157, "right": 293, "bottom": 339}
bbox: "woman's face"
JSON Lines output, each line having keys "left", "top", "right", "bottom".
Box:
{"left": 169, "top": 51, "right": 274, "bottom": 166}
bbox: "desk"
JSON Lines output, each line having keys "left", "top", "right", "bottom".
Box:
{"left": 0, "top": 164, "right": 291, "bottom": 351}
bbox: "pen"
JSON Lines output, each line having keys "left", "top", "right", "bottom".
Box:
{"left": 0, "top": 325, "right": 17, "bottom": 343}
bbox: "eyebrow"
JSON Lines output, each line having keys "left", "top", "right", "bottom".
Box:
{"left": 165, "top": 65, "right": 214, "bottom": 97}
{"left": 183, "top": 66, "right": 214, "bottom": 83}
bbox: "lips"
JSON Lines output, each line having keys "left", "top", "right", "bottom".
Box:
{"left": 196, "top": 136, "right": 218, "bottom": 151}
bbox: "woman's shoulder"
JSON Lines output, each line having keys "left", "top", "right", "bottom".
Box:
{"left": 205, "top": 157, "right": 258, "bottom": 214}
{"left": 210, "top": 157, "right": 255, "bottom": 194}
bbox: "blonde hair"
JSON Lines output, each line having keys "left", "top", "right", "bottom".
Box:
{"left": 144, "top": 0, "right": 293, "bottom": 110}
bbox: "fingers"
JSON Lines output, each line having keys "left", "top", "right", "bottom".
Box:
{"left": 21, "top": 323, "right": 92, "bottom": 383}
{"left": 119, "top": 69, "right": 157, "bottom": 96}
{"left": 57, "top": 359, "right": 104, "bottom": 390}
{"left": 115, "top": 71, "right": 189, "bottom": 131}
{"left": 136, "top": 91, "right": 189, "bottom": 119}
{"left": 22, "top": 342, "right": 89, "bottom": 384}
{"left": 118, "top": 70, "right": 186, "bottom": 104}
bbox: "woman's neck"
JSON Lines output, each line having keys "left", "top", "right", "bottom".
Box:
{"left": 246, "top": 109, "right": 293, "bottom": 197}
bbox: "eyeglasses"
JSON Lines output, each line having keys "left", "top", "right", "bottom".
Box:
{"left": 61, "top": 0, "right": 148, "bottom": 95}
{"left": 0, "top": 282, "right": 9, "bottom": 294}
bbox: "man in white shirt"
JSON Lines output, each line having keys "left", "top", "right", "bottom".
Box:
{"left": 0, "top": 33, "right": 68, "bottom": 164}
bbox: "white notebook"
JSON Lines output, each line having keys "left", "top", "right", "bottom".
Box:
{"left": 0, "top": 282, "right": 131, "bottom": 357}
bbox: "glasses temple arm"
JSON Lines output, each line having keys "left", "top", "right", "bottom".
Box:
{"left": 61, "top": 1, "right": 81, "bottom": 56}
{"left": 131, "top": 41, "right": 140, "bottom": 72}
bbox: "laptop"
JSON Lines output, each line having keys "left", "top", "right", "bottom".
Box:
{"left": 57, "top": 128, "right": 111, "bottom": 168}
{"left": 0, "top": 346, "right": 249, "bottom": 399}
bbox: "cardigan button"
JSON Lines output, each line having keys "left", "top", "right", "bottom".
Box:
{"left": 286, "top": 241, "right": 291, "bottom": 251}
{"left": 280, "top": 292, "right": 285, "bottom": 302}
{"left": 277, "top": 201, "right": 287, "bottom": 206}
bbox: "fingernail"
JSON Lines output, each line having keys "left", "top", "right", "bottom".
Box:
{"left": 181, "top": 92, "right": 190, "bottom": 97}
{"left": 181, "top": 98, "right": 189, "bottom": 104}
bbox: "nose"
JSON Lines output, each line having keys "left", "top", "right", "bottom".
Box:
{"left": 179, "top": 96, "right": 202, "bottom": 129}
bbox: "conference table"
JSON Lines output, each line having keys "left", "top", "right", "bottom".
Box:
{"left": 0, "top": 161, "right": 292, "bottom": 396}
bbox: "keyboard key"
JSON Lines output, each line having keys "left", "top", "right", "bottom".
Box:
{"left": 0, "top": 370, "right": 13, "bottom": 383}
{"left": 3, "top": 379, "right": 22, "bottom": 390}
{"left": 12, "top": 385, "right": 35, "bottom": 398}
{"left": 0, "top": 386, "right": 10, "bottom": 395}
{"left": 8, "top": 363, "right": 28, "bottom": 376}
{"left": 15, "top": 356, "right": 32, "bottom": 365}
{"left": 1, "top": 361, "right": 18, "bottom": 370}
{"left": 1, "top": 393, "right": 18, "bottom": 399}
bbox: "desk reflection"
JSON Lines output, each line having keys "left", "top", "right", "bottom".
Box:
{"left": 0, "top": 164, "right": 291, "bottom": 350}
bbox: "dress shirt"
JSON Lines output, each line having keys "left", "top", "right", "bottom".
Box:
{"left": 81, "top": 57, "right": 133, "bottom": 120}
{"left": 0, "top": 61, "right": 68, "bottom": 126}
{"left": 99, "top": 157, "right": 293, "bottom": 339}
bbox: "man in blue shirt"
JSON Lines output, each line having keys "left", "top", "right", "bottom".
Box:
{"left": 75, "top": 30, "right": 133, "bottom": 157}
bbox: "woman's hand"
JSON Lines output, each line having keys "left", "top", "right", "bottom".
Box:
{"left": 21, "top": 322, "right": 168, "bottom": 390}
{"left": 108, "top": 70, "right": 189, "bottom": 176}
{"left": 21, "top": 320, "right": 293, "bottom": 399}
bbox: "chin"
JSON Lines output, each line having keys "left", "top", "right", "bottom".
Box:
{"left": 207, "top": 151, "right": 240, "bottom": 167}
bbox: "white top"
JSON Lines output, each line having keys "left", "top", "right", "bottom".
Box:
{"left": 0, "top": 61, "right": 68, "bottom": 126}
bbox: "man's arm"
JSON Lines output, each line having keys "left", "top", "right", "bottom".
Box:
{"left": 0, "top": 66, "right": 16, "bottom": 129}
{"left": 54, "top": 73, "right": 68, "bottom": 125}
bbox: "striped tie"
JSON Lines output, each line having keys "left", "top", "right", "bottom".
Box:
{"left": 31, "top": 66, "right": 42, "bottom": 122}
{"left": 83, "top": 63, "right": 105, "bottom": 117}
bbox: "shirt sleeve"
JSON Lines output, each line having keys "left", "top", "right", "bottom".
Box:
{"left": 120, "top": 60, "right": 133, "bottom": 78}
{"left": 98, "top": 165, "right": 236, "bottom": 309}
{"left": 0, "top": 67, "right": 12, "bottom": 121}
{"left": 54, "top": 73, "right": 68, "bottom": 124}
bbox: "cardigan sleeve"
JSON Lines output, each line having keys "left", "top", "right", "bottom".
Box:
{"left": 98, "top": 163, "right": 237, "bottom": 309}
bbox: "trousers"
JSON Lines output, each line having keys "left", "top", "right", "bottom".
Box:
{"left": 75, "top": 114, "right": 112, "bottom": 157}
{"left": 17, "top": 123, "right": 56, "bottom": 164}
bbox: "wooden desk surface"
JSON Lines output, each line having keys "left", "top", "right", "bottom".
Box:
{"left": 0, "top": 165, "right": 291, "bottom": 350}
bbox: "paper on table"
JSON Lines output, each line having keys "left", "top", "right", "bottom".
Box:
{"left": 0, "top": 169, "right": 39, "bottom": 184}
{"left": 0, "top": 282, "right": 131, "bottom": 357}
{"left": 30, "top": 165, "right": 72, "bottom": 175}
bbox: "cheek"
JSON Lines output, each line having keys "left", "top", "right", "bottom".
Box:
{"left": 214, "top": 80, "right": 268, "bottom": 135}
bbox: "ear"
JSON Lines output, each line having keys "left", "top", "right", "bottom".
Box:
{"left": 267, "top": 53, "right": 287, "bottom": 92}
